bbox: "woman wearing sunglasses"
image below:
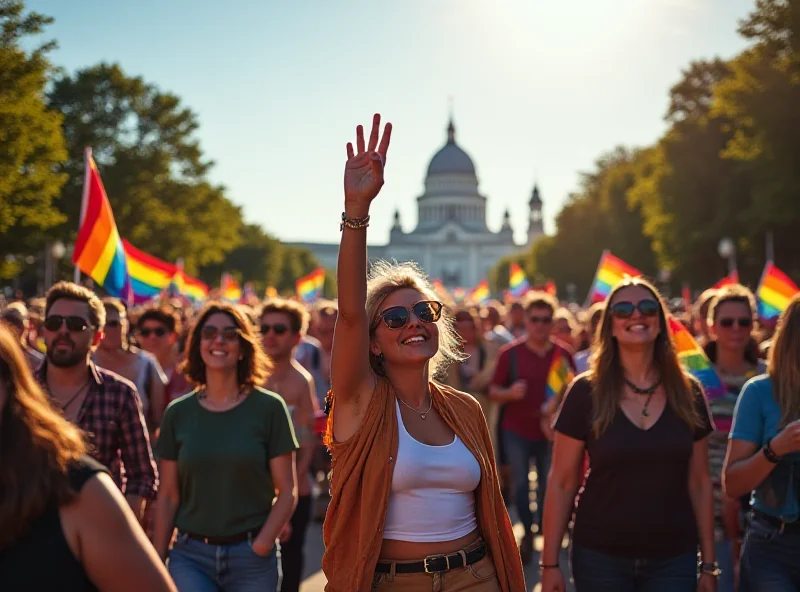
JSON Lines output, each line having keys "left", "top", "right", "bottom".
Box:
{"left": 322, "top": 114, "right": 524, "bottom": 592}
{"left": 153, "top": 302, "right": 298, "bottom": 592}
{"left": 702, "top": 285, "right": 766, "bottom": 591}
{"left": 724, "top": 294, "right": 800, "bottom": 590}
{"left": 541, "top": 278, "right": 717, "bottom": 592}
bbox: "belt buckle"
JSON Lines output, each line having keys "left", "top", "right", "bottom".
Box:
{"left": 424, "top": 554, "right": 450, "bottom": 574}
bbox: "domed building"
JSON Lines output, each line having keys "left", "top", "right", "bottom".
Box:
{"left": 290, "top": 117, "right": 545, "bottom": 289}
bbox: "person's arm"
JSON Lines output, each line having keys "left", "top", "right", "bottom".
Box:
{"left": 252, "top": 452, "right": 298, "bottom": 556}
{"left": 487, "top": 349, "right": 524, "bottom": 402}
{"left": 77, "top": 473, "right": 176, "bottom": 592}
{"left": 296, "top": 373, "right": 318, "bottom": 477}
{"left": 148, "top": 358, "right": 167, "bottom": 428}
{"left": 688, "top": 436, "right": 716, "bottom": 566}
{"left": 725, "top": 422, "right": 800, "bottom": 497}
{"left": 330, "top": 115, "right": 392, "bottom": 439}
{"left": 153, "top": 459, "right": 180, "bottom": 560}
{"left": 119, "top": 385, "right": 158, "bottom": 520}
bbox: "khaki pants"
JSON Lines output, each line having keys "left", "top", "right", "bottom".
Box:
{"left": 371, "top": 552, "right": 502, "bottom": 591}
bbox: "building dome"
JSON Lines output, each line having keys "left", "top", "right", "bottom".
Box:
{"left": 426, "top": 119, "right": 476, "bottom": 177}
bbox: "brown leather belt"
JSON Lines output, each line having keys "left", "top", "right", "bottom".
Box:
{"left": 181, "top": 528, "right": 260, "bottom": 545}
{"left": 374, "top": 542, "right": 487, "bottom": 574}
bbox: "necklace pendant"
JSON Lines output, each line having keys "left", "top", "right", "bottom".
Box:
{"left": 642, "top": 409, "right": 649, "bottom": 417}
{"left": 420, "top": 413, "right": 427, "bottom": 420}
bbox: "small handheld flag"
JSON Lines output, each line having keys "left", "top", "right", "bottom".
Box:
{"left": 668, "top": 317, "right": 726, "bottom": 400}
{"left": 588, "top": 251, "right": 642, "bottom": 304}
{"left": 469, "top": 279, "right": 491, "bottom": 305}
{"left": 508, "top": 263, "right": 531, "bottom": 298}
{"left": 221, "top": 273, "right": 243, "bottom": 302}
{"left": 296, "top": 268, "right": 325, "bottom": 303}
{"left": 545, "top": 348, "right": 575, "bottom": 400}
{"left": 756, "top": 262, "right": 799, "bottom": 320}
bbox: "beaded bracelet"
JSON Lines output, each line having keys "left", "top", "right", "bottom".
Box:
{"left": 340, "top": 212, "right": 370, "bottom": 231}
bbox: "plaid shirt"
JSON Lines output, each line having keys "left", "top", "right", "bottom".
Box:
{"left": 37, "top": 362, "right": 158, "bottom": 499}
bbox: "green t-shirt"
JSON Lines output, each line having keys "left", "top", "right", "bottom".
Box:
{"left": 157, "top": 387, "right": 298, "bottom": 536}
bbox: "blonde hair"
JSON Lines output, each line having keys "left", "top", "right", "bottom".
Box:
{"left": 707, "top": 284, "right": 757, "bottom": 326}
{"left": 366, "top": 261, "right": 465, "bottom": 380}
{"left": 768, "top": 294, "right": 800, "bottom": 427}
{"left": 260, "top": 298, "right": 311, "bottom": 335}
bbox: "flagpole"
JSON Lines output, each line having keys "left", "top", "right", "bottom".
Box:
{"left": 73, "top": 147, "right": 92, "bottom": 284}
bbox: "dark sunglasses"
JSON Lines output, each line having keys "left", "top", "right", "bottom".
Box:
{"left": 105, "top": 320, "right": 121, "bottom": 329}
{"left": 719, "top": 317, "right": 753, "bottom": 329}
{"left": 378, "top": 301, "right": 443, "bottom": 330}
{"left": 200, "top": 325, "right": 240, "bottom": 342}
{"left": 528, "top": 315, "right": 553, "bottom": 325}
{"left": 139, "top": 327, "right": 168, "bottom": 338}
{"left": 44, "top": 315, "right": 93, "bottom": 333}
{"left": 261, "top": 323, "right": 289, "bottom": 336}
{"left": 609, "top": 300, "right": 660, "bottom": 319}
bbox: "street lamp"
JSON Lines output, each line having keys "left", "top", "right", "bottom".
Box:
{"left": 52, "top": 241, "right": 66, "bottom": 260}
{"left": 44, "top": 241, "right": 67, "bottom": 290}
{"left": 717, "top": 238, "right": 737, "bottom": 276}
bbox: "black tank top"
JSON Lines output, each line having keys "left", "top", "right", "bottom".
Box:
{"left": 0, "top": 455, "right": 107, "bottom": 591}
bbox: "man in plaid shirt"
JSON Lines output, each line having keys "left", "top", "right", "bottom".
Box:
{"left": 37, "top": 282, "right": 157, "bottom": 520}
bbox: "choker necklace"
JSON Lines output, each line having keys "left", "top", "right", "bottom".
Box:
{"left": 397, "top": 393, "right": 433, "bottom": 420}
{"left": 624, "top": 377, "right": 660, "bottom": 417}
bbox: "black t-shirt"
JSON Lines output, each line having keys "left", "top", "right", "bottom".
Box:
{"left": 0, "top": 456, "right": 107, "bottom": 591}
{"left": 555, "top": 375, "right": 713, "bottom": 559}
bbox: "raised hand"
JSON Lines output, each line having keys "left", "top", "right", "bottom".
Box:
{"left": 344, "top": 113, "right": 392, "bottom": 211}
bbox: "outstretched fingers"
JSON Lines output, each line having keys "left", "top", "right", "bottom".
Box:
{"left": 356, "top": 125, "right": 366, "bottom": 154}
{"left": 346, "top": 142, "right": 355, "bottom": 160}
{"left": 378, "top": 122, "right": 393, "bottom": 160}
{"left": 368, "top": 113, "right": 381, "bottom": 151}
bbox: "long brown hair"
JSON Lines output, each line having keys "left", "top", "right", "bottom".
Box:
{"left": 768, "top": 294, "right": 800, "bottom": 427}
{"left": 589, "top": 278, "right": 699, "bottom": 437}
{"left": 0, "top": 325, "right": 87, "bottom": 549}
{"left": 181, "top": 301, "right": 272, "bottom": 388}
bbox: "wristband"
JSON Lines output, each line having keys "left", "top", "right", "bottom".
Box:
{"left": 340, "top": 212, "right": 370, "bottom": 231}
{"left": 698, "top": 561, "right": 721, "bottom": 577}
{"left": 538, "top": 561, "right": 559, "bottom": 569}
{"left": 763, "top": 438, "right": 781, "bottom": 463}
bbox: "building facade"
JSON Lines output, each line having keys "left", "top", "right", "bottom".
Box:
{"left": 290, "top": 118, "right": 545, "bottom": 289}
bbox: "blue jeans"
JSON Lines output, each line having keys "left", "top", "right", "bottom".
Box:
{"left": 715, "top": 539, "right": 735, "bottom": 592}
{"left": 571, "top": 545, "right": 697, "bottom": 592}
{"left": 503, "top": 430, "right": 549, "bottom": 532}
{"left": 740, "top": 513, "right": 800, "bottom": 591}
{"left": 168, "top": 533, "right": 282, "bottom": 592}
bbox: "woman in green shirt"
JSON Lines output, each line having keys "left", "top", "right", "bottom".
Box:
{"left": 154, "top": 302, "right": 298, "bottom": 592}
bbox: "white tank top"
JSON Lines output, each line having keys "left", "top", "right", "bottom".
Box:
{"left": 382, "top": 400, "right": 481, "bottom": 542}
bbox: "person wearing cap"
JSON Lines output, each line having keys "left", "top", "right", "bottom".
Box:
{"left": 1, "top": 302, "right": 44, "bottom": 370}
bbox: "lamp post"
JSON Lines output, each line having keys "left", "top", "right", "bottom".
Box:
{"left": 717, "top": 238, "right": 737, "bottom": 276}
{"left": 44, "top": 241, "right": 67, "bottom": 290}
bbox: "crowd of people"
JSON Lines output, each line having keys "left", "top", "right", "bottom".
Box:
{"left": 1, "top": 113, "right": 798, "bottom": 592}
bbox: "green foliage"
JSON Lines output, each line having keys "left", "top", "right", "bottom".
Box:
{"left": 0, "top": 1, "right": 67, "bottom": 276}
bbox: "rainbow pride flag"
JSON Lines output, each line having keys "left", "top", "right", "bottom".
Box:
{"left": 72, "top": 152, "right": 129, "bottom": 297}
{"left": 756, "top": 262, "right": 799, "bottom": 320}
{"left": 469, "top": 279, "right": 491, "bottom": 305}
{"left": 588, "top": 251, "right": 642, "bottom": 303}
{"left": 123, "top": 241, "right": 208, "bottom": 303}
{"left": 545, "top": 348, "right": 575, "bottom": 399}
{"left": 668, "top": 317, "right": 726, "bottom": 400}
{"left": 509, "top": 263, "right": 531, "bottom": 298}
{"left": 452, "top": 287, "right": 467, "bottom": 303}
{"left": 431, "top": 278, "right": 451, "bottom": 301}
{"left": 296, "top": 268, "right": 325, "bottom": 302}
{"left": 221, "top": 273, "right": 243, "bottom": 302}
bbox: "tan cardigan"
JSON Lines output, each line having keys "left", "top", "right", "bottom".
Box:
{"left": 322, "top": 378, "right": 526, "bottom": 592}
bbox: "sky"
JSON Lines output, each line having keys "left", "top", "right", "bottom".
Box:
{"left": 29, "top": 0, "right": 755, "bottom": 247}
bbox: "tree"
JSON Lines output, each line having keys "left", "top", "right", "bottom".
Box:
{"left": 47, "top": 63, "right": 242, "bottom": 272}
{"left": 200, "top": 224, "right": 284, "bottom": 291}
{"left": 0, "top": 1, "right": 67, "bottom": 278}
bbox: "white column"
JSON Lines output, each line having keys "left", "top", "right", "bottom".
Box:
{"left": 469, "top": 245, "right": 480, "bottom": 286}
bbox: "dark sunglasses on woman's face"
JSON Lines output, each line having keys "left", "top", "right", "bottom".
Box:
{"left": 609, "top": 299, "right": 660, "bottom": 319}
{"left": 200, "top": 325, "right": 240, "bottom": 342}
{"left": 139, "top": 327, "right": 167, "bottom": 338}
{"left": 378, "top": 301, "right": 443, "bottom": 330}
{"left": 44, "top": 315, "right": 93, "bottom": 333}
{"left": 261, "top": 323, "right": 289, "bottom": 336}
{"left": 718, "top": 317, "right": 753, "bottom": 329}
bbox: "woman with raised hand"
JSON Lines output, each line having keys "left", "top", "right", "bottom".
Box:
{"left": 541, "top": 278, "right": 717, "bottom": 592}
{"left": 0, "top": 325, "right": 175, "bottom": 592}
{"left": 154, "top": 302, "right": 298, "bottom": 592}
{"left": 724, "top": 293, "right": 800, "bottom": 590}
{"left": 322, "top": 114, "right": 524, "bottom": 592}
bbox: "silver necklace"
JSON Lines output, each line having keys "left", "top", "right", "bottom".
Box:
{"left": 397, "top": 393, "right": 433, "bottom": 420}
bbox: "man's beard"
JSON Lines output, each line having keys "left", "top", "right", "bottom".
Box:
{"left": 46, "top": 338, "right": 90, "bottom": 368}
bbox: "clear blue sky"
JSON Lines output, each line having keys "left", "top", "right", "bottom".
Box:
{"left": 30, "top": 0, "right": 754, "bottom": 246}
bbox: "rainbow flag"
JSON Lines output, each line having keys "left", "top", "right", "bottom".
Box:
{"left": 668, "top": 316, "right": 726, "bottom": 401}
{"left": 509, "top": 263, "right": 531, "bottom": 298}
{"left": 123, "top": 241, "right": 208, "bottom": 303}
{"left": 545, "top": 348, "right": 575, "bottom": 399}
{"left": 452, "top": 287, "right": 467, "bottom": 303}
{"left": 431, "top": 278, "right": 451, "bottom": 301}
{"left": 588, "top": 251, "right": 642, "bottom": 303}
{"left": 221, "top": 273, "right": 243, "bottom": 302}
{"left": 469, "top": 279, "right": 491, "bottom": 304}
{"left": 756, "top": 262, "right": 799, "bottom": 320}
{"left": 72, "top": 152, "right": 129, "bottom": 297}
{"left": 296, "top": 268, "right": 325, "bottom": 302}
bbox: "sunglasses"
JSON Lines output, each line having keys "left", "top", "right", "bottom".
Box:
{"left": 609, "top": 300, "right": 660, "bottom": 319}
{"left": 44, "top": 315, "right": 94, "bottom": 333}
{"left": 528, "top": 316, "right": 553, "bottom": 325}
{"left": 718, "top": 317, "right": 753, "bottom": 329}
{"left": 200, "top": 325, "right": 240, "bottom": 342}
{"left": 139, "top": 327, "right": 168, "bottom": 338}
{"left": 105, "top": 320, "right": 121, "bottom": 329}
{"left": 261, "top": 323, "right": 289, "bottom": 336}
{"left": 378, "top": 301, "right": 443, "bottom": 330}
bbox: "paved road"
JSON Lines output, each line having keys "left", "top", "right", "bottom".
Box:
{"left": 298, "top": 515, "right": 574, "bottom": 592}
